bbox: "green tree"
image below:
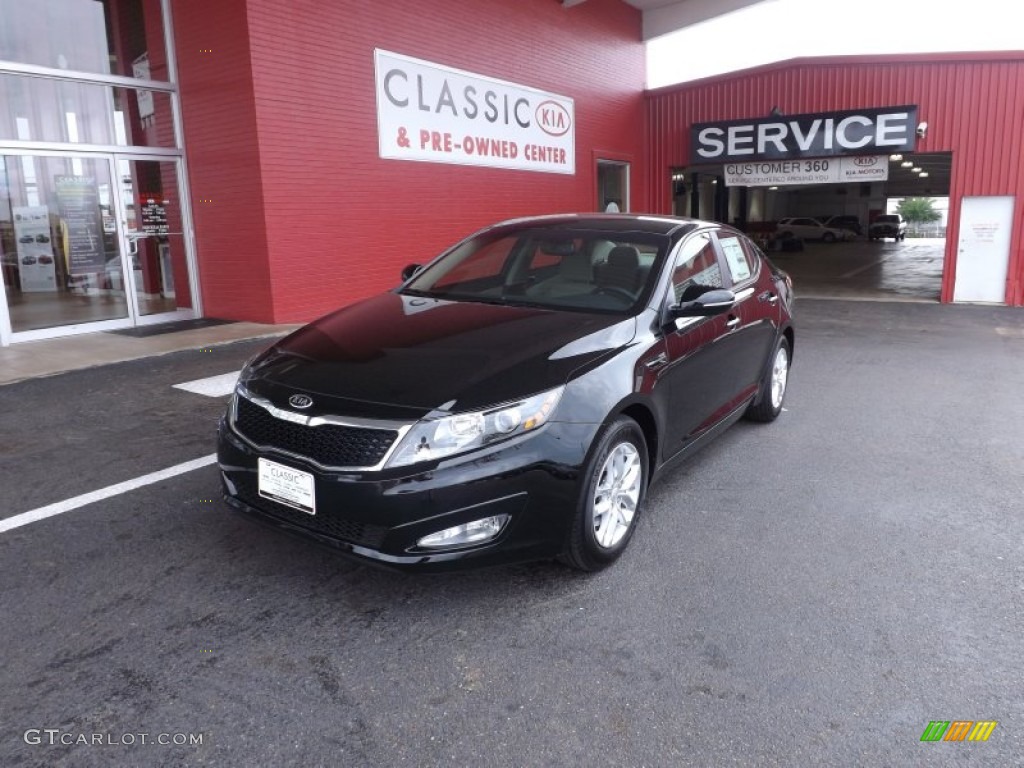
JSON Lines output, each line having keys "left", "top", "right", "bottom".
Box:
{"left": 897, "top": 197, "right": 941, "bottom": 223}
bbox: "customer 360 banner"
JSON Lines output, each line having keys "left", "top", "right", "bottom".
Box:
{"left": 374, "top": 49, "right": 575, "bottom": 175}
{"left": 723, "top": 155, "right": 890, "bottom": 187}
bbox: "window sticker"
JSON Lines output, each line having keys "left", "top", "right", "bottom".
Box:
{"left": 719, "top": 236, "right": 751, "bottom": 282}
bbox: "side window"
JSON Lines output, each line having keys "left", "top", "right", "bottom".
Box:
{"left": 717, "top": 234, "right": 759, "bottom": 285}
{"left": 669, "top": 232, "right": 723, "bottom": 303}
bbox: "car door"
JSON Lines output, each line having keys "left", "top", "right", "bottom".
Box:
{"left": 714, "top": 231, "right": 780, "bottom": 403}
{"left": 779, "top": 218, "right": 808, "bottom": 239}
{"left": 657, "top": 230, "right": 737, "bottom": 458}
{"left": 794, "top": 218, "right": 818, "bottom": 238}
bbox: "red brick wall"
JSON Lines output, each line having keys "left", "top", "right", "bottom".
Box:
{"left": 175, "top": 0, "right": 645, "bottom": 323}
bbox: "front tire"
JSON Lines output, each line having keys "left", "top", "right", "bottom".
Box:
{"left": 823, "top": 232, "right": 836, "bottom": 243}
{"left": 746, "top": 337, "right": 791, "bottom": 423}
{"left": 561, "top": 416, "right": 648, "bottom": 572}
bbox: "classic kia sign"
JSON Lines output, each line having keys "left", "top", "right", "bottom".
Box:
{"left": 375, "top": 49, "right": 575, "bottom": 174}
{"left": 691, "top": 106, "right": 918, "bottom": 164}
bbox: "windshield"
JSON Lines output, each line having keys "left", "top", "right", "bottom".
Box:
{"left": 402, "top": 226, "right": 668, "bottom": 313}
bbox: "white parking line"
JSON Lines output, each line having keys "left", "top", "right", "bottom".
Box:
{"left": 173, "top": 371, "right": 240, "bottom": 397}
{"left": 0, "top": 454, "right": 218, "bottom": 534}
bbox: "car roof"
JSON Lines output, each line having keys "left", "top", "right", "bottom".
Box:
{"left": 481, "top": 213, "right": 703, "bottom": 238}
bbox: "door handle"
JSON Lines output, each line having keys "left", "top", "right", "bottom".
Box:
{"left": 644, "top": 352, "right": 668, "bottom": 371}
{"left": 725, "top": 316, "right": 740, "bottom": 329}
{"left": 759, "top": 291, "right": 779, "bottom": 305}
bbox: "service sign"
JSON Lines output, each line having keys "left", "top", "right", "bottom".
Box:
{"left": 691, "top": 106, "right": 918, "bottom": 164}
{"left": 375, "top": 49, "right": 575, "bottom": 174}
{"left": 723, "top": 155, "right": 890, "bottom": 187}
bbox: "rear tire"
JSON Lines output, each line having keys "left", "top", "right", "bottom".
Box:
{"left": 561, "top": 416, "right": 647, "bottom": 572}
{"left": 823, "top": 232, "right": 836, "bottom": 243}
{"left": 746, "top": 337, "right": 791, "bottom": 423}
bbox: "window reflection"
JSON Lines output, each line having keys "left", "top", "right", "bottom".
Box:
{"left": 0, "top": 0, "right": 169, "bottom": 83}
{"left": 0, "top": 76, "right": 175, "bottom": 147}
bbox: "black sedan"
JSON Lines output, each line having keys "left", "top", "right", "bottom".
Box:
{"left": 218, "top": 214, "right": 794, "bottom": 571}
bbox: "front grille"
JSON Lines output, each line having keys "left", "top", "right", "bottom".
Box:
{"left": 233, "top": 474, "right": 388, "bottom": 549}
{"left": 234, "top": 396, "right": 398, "bottom": 468}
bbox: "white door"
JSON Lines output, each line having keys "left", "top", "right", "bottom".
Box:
{"left": 953, "top": 196, "right": 1014, "bottom": 304}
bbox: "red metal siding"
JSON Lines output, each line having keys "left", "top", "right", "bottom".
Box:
{"left": 177, "top": 0, "right": 646, "bottom": 323}
{"left": 646, "top": 52, "right": 1024, "bottom": 305}
{"left": 173, "top": 0, "right": 276, "bottom": 322}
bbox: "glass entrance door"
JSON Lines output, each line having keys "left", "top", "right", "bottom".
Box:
{"left": 0, "top": 152, "right": 197, "bottom": 341}
{"left": 114, "top": 156, "right": 195, "bottom": 321}
{"left": 1, "top": 153, "right": 130, "bottom": 334}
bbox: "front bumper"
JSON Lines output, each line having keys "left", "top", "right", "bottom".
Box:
{"left": 217, "top": 416, "right": 598, "bottom": 571}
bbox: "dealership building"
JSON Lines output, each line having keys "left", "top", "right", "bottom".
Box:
{"left": 1, "top": 0, "right": 1022, "bottom": 347}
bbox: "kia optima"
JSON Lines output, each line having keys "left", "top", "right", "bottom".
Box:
{"left": 218, "top": 214, "right": 794, "bottom": 571}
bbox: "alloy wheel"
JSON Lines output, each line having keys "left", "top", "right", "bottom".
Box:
{"left": 771, "top": 346, "right": 789, "bottom": 409}
{"left": 592, "top": 442, "right": 642, "bottom": 549}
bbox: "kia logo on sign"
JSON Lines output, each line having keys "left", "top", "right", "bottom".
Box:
{"left": 289, "top": 394, "right": 314, "bottom": 409}
{"left": 536, "top": 100, "right": 571, "bottom": 137}
{"left": 854, "top": 156, "right": 880, "bottom": 166}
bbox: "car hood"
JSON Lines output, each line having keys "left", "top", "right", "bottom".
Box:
{"left": 248, "top": 292, "right": 636, "bottom": 416}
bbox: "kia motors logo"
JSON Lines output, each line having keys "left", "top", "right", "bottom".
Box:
{"left": 854, "top": 156, "right": 880, "bottom": 166}
{"left": 288, "top": 394, "right": 313, "bottom": 409}
{"left": 536, "top": 100, "right": 571, "bottom": 137}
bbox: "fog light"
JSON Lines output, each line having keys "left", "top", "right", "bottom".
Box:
{"left": 417, "top": 515, "right": 509, "bottom": 549}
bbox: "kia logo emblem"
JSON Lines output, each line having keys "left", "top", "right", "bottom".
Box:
{"left": 854, "top": 156, "right": 878, "bottom": 167}
{"left": 289, "top": 394, "right": 314, "bottom": 409}
{"left": 536, "top": 100, "right": 571, "bottom": 137}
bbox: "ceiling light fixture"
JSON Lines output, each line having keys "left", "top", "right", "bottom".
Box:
{"left": 890, "top": 154, "right": 903, "bottom": 161}
{"left": 901, "top": 161, "right": 913, "bottom": 168}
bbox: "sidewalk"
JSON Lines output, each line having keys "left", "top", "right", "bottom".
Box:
{"left": 0, "top": 321, "right": 300, "bottom": 386}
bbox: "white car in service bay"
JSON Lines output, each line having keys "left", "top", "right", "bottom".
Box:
{"left": 776, "top": 217, "right": 851, "bottom": 243}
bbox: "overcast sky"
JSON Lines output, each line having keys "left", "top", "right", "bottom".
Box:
{"left": 647, "top": 0, "right": 1021, "bottom": 88}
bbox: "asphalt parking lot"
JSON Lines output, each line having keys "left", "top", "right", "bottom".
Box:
{"left": 1, "top": 298, "right": 1022, "bottom": 766}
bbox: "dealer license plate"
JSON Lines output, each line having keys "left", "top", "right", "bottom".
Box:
{"left": 258, "top": 458, "right": 315, "bottom": 515}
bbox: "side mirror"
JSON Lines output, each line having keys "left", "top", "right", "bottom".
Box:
{"left": 670, "top": 288, "right": 736, "bottom": 318}
{"left": 401, "top": 263, "right": 423, "bottom": 281}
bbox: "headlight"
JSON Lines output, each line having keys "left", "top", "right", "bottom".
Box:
{"left": 386, "top": 386, "right": 564, "bottom": 468}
